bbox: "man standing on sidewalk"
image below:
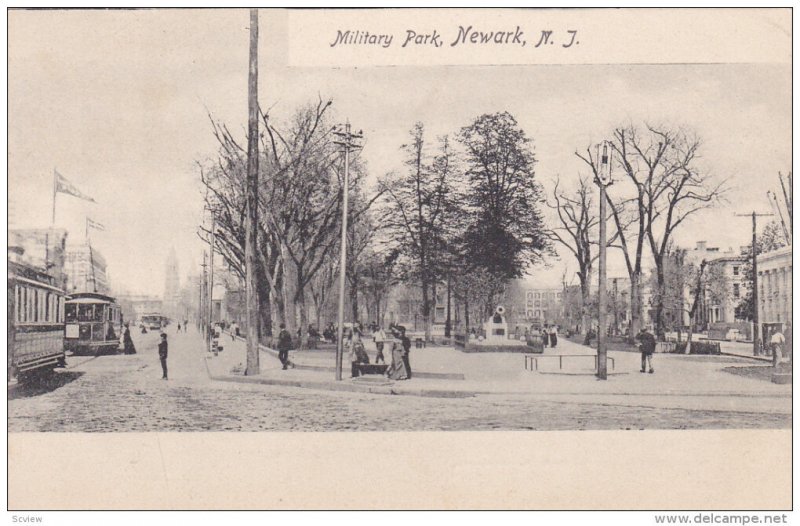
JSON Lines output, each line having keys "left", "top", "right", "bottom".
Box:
{"left": 277, "top": 323, "right": 293, "bottom": 370}
{"left": 158, "top": 333, "right": 169, "bottom": 380}
{"left": 636, "top": 327, "right": 656, "bottom": 374}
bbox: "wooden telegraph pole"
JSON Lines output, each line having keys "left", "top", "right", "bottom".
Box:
{"left": 244, "top": 8, "right": 260, "bottom": 375}
{"left": 595, "top": 141, "right": 613, "bottom": 380}
{"left": 735, "top": 211, "right": 773, "bottom": 356}
{"left": 332, "top": 123, "right": 363, "bottom": 381}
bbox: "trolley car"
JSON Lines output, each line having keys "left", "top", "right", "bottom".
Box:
{"left": 8, "top": 259, "right": 67, "bottom": 381}
{"left": 140, "top": 313, "right": 167, "bottom": 331}
{"left": 64, "top": 292, "right": 123, "bottom": 355}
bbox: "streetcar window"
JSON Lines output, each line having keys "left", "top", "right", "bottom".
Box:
{"left": 78, "top": 304, "right": 93, "bottom": 322}
{"left": 93, "top": 306, "right": 104, "bottom": 322}
{"left": 65, "top": 303, "right": 77, "bottom": 322}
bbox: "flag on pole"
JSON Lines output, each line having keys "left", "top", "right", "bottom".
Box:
{"left": 55, "top": 170, "right": 96, "bottom": 203}
{"left": 86, "top": 218, "right": 105, "bottom": 231}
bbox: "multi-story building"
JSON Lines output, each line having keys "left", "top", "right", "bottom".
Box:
{"left": 681, "top": 241, "right": 747, "bottom": 333}
{"left": 64, "top": 242, "right": 109, "bottom": 294}
{"left": 8, "top": 228, "right": 69, "bottom": 290}
{"left": 520, "top": 287, "right": 563, "bottom": 325}
{"left": 758, "top": 245, "right": 792, "bottom": 326}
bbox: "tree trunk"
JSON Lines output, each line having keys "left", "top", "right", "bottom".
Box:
{"left": 654, "top": 258, "right": 666, "bottom": 341}
{"left": 421, "top": 280, "right": 432, "bottom": 342}
{"left": 295, "top": 276, "right": 308, "bottom": 350}
{"left": 350, "top": 275, "right": 359, "bottom": 324}
{"left": 445, "top": 276, "right": 452, "bottom": 338}
{"left": 281, "top": 258, "right": 297, "bottom": 338}
{"left": 685, "top": 316, "right": 693, "bottom": 355}
{"left": 580, "top": 277, "right": 591, "bottom": 345}
{"left": 629, "top": 273, "right": 642, "bottom": 343}
{"left": 255, "top": 256, "right": 272, "bottom": 343}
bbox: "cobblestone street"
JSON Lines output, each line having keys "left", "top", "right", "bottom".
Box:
{"left": 8, "top": 327, "right": 790, "bottom": 432}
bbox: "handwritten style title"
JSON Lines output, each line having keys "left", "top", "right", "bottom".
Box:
{"left": 329, "top": 26, "right": 580, "bottom": 49}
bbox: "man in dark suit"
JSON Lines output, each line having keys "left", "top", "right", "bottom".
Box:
{"left": 158, "top": 333, "right": 169, "bottom": 380}
{"left": 635, "top": 327, "right": 656, "bottom": 374}
{"left": 398, "top": 327, "right": 412, "bottom": 379}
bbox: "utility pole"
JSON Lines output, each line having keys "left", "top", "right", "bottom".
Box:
{"left": 244, "top": 8, "right": 260, "bottom": 376}
{"left": 594, "top": 141, "right": 613, "bottom": 380}
{"left": 201, "top": 253, "right": 208, "bottom": 336}
{"left": 208, "top": 216, "right": 216, "bottom": 352}
{"left": 779, "top": 172, "right": 792, "bottom": 236}
{"left": 736, "top": 211, "right": 773, "bottom": 356}
{"left": 332, "top": 122, "right": 363, "bottom": 381}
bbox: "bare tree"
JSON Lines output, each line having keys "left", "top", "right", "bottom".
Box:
{"left": 577, "top": 124, "right": 725, "bottom": 340}
{"left": 682, "top": 259, "right": 728, "bottom": 354}
{"left": 200, "top": 98, "right": 381, "bottom": 349}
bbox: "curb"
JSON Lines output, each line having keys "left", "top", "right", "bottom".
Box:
{"left": 208, "top": 372, "right": 476, "bottom": 398}
{"left": 720, "top": 352, "right": 773, "bottom": 363}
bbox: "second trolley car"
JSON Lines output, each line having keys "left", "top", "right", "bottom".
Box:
{"left": 64, "top": 292, "right": 123, "bottom": 355}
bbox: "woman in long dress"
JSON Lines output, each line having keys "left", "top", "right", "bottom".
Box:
{"left": 385, "top": 336, "right": 409, "bottom": 380}
{"left": 122, "top": 323, "right": 136, "bottom": 355}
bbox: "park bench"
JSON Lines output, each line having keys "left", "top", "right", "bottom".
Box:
{"left": 354, "top": 363, "right": 389, "bottom": 376}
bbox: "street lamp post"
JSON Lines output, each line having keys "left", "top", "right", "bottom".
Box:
{"left": 595, "top": 141, "right": 613, "bottom": 380}
{"left": 332, "top": 123, "right": 363, "bottom": 381}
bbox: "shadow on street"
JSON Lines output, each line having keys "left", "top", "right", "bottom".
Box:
{"left": 8, "top": 370, "right": 85, "bottom": 400}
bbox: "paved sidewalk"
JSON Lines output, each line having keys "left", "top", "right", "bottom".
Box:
{"left": 201, "top": 331, "right": 791, "bottom": 415}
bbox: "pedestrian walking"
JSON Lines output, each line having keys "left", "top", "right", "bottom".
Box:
{"left": 158, "top": 333, "right": 169, "bottom": 380}
{"left": 277, "top": 323, "right": 294, "bottom": 370}
{"left": 541, "top": 326, "right": 549, "bottom": 348}
{"left": 230, "top": 322, "right": 238, "bottom": 341}
{"left": 399, "top": 326, "right": 412, "bottom": 379}
{"left": 184, "top": 320, "right": 189, "bottom": 333}
{"left": 385, "top": 326, "right": 410, "bottom": 380}
{"left": 122, "top": 323, "right": 137, "bottom": 355}
{"left": 636, "top": 326, "right": 656, "bottom": 374}
{"left": 549, "top": 324, "right": 558, "bottom": 348}
{"left": 770, "top": 329, "right": 786, "bottom": 367}
{"left": 177, "top": 322, "right": 181, "bottom": 333}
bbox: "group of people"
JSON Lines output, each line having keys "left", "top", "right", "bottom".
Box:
{"left": 538, "top": 324, "right": 559, "bottom": 348}
{"left": 366, "top": 323, "right": 412, "bottom": 380}
{"left": 340, "top": 323, "right": 412, "bottom": 380}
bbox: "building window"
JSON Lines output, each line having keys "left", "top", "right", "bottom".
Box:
{"left": 534, "top": 293, "right": 540, "bottom": 299}
{"left": 733, "top": 266, "right": 739, "bottom": 276}
{"left": 733, "top": 283, "right": 740, "bottom": 298}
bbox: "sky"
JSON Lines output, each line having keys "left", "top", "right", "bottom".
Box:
{"left": 8, "top": 9, "right": 791, "bottom": 297}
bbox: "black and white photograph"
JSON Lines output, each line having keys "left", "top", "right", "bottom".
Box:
{"left": 6, "top": 7, "right": 793, "bottom": 512}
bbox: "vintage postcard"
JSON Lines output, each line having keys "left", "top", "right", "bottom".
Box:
{"left": 6, "top": 7, "right": 792, "bottom": 511}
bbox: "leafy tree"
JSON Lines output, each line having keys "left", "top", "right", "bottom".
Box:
{"left": 379, "top": 124, "right": 460, "bottom": 341}
{"left": 458, "top": 112, "right": 550, "bottom": 314}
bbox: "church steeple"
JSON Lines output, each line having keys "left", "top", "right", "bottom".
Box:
{"left": 163, "top": 247, "right": 180, "bottom": 318}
